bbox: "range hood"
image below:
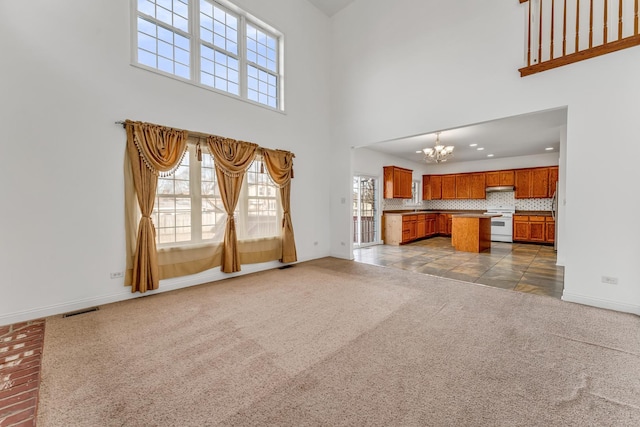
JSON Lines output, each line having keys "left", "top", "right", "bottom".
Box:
{"left": 485, "top": 186, "right": 515, "bottom": 193}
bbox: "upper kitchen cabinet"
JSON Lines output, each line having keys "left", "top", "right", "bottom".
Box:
{"left": 515, "top": 169, "right": 532, "bottom": 198}
{"left": 531, "top": 168, "right": 549, "bottom": 197}
{"left": 548, "top": 166, "right": 558, "bottom": 196}
{"left": 431, "top": 175, "right": 442, "bottom": 199}
{"left": 500, "top": 170, "right": 515, "bottom": 186}
{"left": 486, "top": 170, "right": 515, "bottom": 187}
{"left": 383, "top": 166, "right": 413, "bottom": 199}
{"left": 422, "top": 175, "right": 443, "bottom": 200}
{"left": 469, "top": 173, "right": 486, "bottom": 199}
{"left": 441, "top": 175, "right": 456, "bottom": 199}
{"left": 515, "top": 167, "right": 552, "bottom": 199}
{"left": 486, "top": 171, "right": 500, "bottom": 187}
{"left": 455, "top": 174, "right": 471, "bottom": 199}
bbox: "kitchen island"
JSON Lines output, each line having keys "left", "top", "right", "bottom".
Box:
{"left": 451, "top": 213, "right": 502, "bottom": 253}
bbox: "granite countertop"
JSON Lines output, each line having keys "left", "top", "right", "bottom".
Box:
{"left": 451, "top": 213, "right": 503, "bottom": 218}
{"left": 514, "top": 211, "right": 553, "bottom": 216}
{"left": 383, "top": 210, "right": 486, "bottom": 216}
{"left": 384, "top": 209, "right": 553, "bottom": 217}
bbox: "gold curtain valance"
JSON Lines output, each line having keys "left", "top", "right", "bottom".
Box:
{"left": 262, "top": 148, "right": 295, "bottom": 188}
{"left": 206, "top": 136, "right": 258, "bottom": 177}
{"left": 118, "top": 120, "right": 296, "bottom": 163}
{"left": 126, "top": 120, "right": 189, "bottom": 176}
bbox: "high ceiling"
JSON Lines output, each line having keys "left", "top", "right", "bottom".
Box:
{"left": 306, "top": 1, "right": 567, "bottom": 166}
{"left": 307, "top": 0, "right": 354, "bottom": 16}
{"left": 358, "top": 108, "right": 567, "bottom": 164}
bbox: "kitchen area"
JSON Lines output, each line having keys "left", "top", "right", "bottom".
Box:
{"left": 353, "top": 164, "right": 563, "bottom": 299}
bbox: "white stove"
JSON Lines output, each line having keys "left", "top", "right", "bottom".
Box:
{"left": 485, "top": 205, "right": 516, "bottom": 243}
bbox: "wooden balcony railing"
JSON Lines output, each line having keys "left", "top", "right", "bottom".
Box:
{"left": 519, "top": 0, "right": 640, "bottom": 76}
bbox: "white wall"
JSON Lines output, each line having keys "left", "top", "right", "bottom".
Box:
{"left": 353, "top": 147, "right": 429, "bottom": 180}
{"left": 330, "top": 0, "right": 640, "bottom": 314}
{"left": 2, "top": 0, "right": 638, "bottom": 322}
{"left": 0, "top": 0, "right": 332, "bottom": 323}
{"left": 420, "top": 152, "right": 559, "bottom": 175}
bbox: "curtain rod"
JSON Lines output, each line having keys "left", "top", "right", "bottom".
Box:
{"left": 115, "top": 120, "right": 295, "bottom": 158}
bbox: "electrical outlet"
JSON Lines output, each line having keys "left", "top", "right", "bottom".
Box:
{"left": 110, "top": 271, "right": 124, "bottom": 279}
{"left": 601, "top": 276, "right": 618, "bottom": 285}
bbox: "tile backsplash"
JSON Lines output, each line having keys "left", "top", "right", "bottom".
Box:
{"left": 383, "top": 192, "right": 552, "bottom": 211}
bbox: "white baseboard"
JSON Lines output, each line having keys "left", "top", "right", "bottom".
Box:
{"left": 330, "top": 251, "right": 353, "bottom": 260}
{"left": 562, "top": 291, "right": 640, "bottom": 316}
{"left": 0, "top": 255, "right": 327, "bottom": 326}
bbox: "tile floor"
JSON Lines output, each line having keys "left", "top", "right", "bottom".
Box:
{"left": 353, "top": 237, "right": 564, "bottom": 299}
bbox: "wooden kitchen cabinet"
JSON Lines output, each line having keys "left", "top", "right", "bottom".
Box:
{"left": 455, "top": 174, "right": 471, "bottom": 199}
{"left": 383, "top": 166, "right": 413, "bottom": 199}
{"left": 528, "top": 216, "right": 546, "bottom": 242}
{"left": 403, "top": 215, "right": 417, "bottom": 242}
{"left": 417, "top": 214, "right": 437, "bottom": 238}
{"left": 531, "top": 169, "right": 549, "bottom": 198}
{"left": 416, "top": 214, "right": 426, "bottom": 238}
{"left": 430, "top": 175, "right": 442, "bottom": 199}
{"left": 545, "top": 217, "right": 555, "bottom": 243}
{"left": 441, "top": 175, "right": 456, "bottom": 199}
{"left": 426, "top": 166, "right": 555, "bottom": 201}
{"left": 422, "top": 176, "right": 431, "bottom": 200}
{"left": 426, "top": 214, "right": 437, "bottom": 235}
{"left": 515, "top": 169, "right": 532, "bottom": 199}
{"left": 469, "top": 173, "right": 486, "bottom": 199}
{"left": 513, "top": 214, "right": 554, "bottom": 244}
{"left": 486, "top": 171, "right": 500, "bottom": 187}
{"left": 437, "top": 213, "right": 452, "bottom": 236}
{"left": 422, "top": 175, "right": 443, "bottom": 200}
{"left": 548, "top": 166, "right": 558, "bottom": 197}
{"left": 486, "top": 170, "right": 514, "bottom": 187}
{"left": 499, "top": 170, "right": 515, "bottom": 186}
{"left": 513, "top": 216, "right": 530, "bottom": 241}
{"left": 515, "top": 167, "right": 550, "bottom": 199}
{"left": 384, "top": 213, "right": 438, "bottom": 245}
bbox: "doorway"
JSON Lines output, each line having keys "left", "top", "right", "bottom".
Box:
{"left": 352, "top": 175, "right": 379, "bottom": 247}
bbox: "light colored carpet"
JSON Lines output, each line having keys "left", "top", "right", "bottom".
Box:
{"left": 38, "top": 257, "right": 640, "bottom": 426}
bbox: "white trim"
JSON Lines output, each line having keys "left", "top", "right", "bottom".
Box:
{"left": 130, "top": 63, "right": 286, "bottom": 115}
{"left": 562, "top": 291, "right": 640, "bottom": 316}
{"left": 330, "top": 249, "right": 353, "bottom": 260}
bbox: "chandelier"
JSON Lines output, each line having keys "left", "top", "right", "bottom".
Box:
{"left": 423, "top": 132, "right": 454, "bottom": 163}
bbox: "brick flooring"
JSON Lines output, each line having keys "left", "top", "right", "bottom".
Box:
{"left": 0, "top": 320, "right": 45, "bottom": 427}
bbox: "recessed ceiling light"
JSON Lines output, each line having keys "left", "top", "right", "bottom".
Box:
{"left": 487, "top": 154, "right": 494, "bottom": 157}
{"left": 416, "top": 150, "right": 422, "bottom": 154}
{"left": 470, "top": 143, "right": 478, "bottom": 147}
{"left": 545, "top": 147, "right": 554, "bottom": 151}
{"left": 477, "top": 147, "right": 485, "bottom": 151}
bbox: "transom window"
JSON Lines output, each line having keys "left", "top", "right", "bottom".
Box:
{"left": 134, "top": 0, "right": 283, "bottom": 110}
{"left": 152, "top": 146, "right": 281, "bottom": 247}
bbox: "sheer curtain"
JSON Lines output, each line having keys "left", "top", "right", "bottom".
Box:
{"left": 206, "top": 136, "right": 258, "bottom": 273}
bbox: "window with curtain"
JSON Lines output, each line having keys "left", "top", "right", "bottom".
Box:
{"left": 151, "top": 145, "right": 281, "bottom": 248}
{"left": 238, "top": 160, "right": 281, "bottom": 239}
{"left": 133, "top": 0, "right": 284, "bottom": 110}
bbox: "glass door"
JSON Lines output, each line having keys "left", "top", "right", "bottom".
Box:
{"left": 353, "top": 175, "right": 379, "bottom": 247}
